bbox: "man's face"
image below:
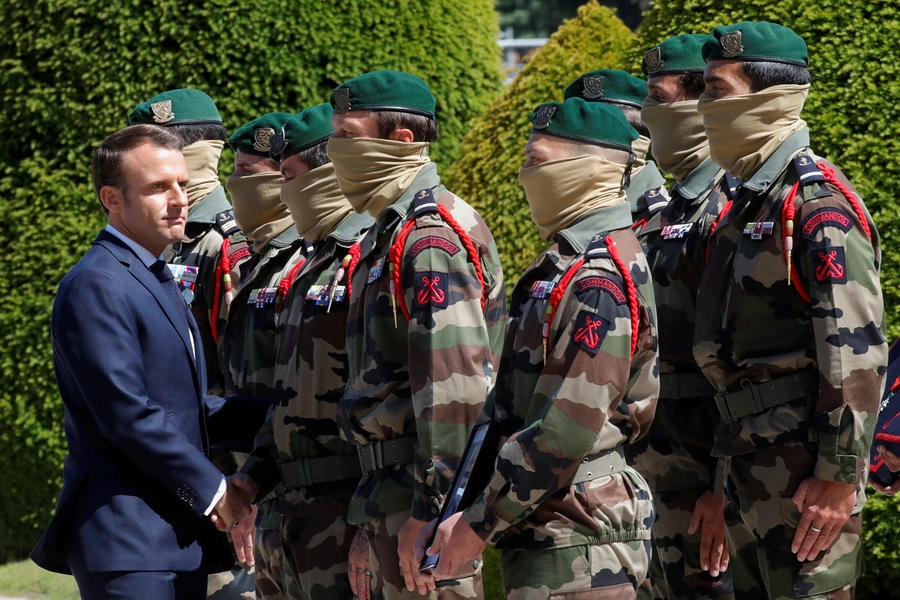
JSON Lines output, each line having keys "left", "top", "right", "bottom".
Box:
{"left": 522, "top": 133, "right": 580, "bottom": 168}
{"left": 703, "top": 60, "right": 754, "bottom": 98}
{"left": 105, "top": 143, "right": 189, "bottom": 256}
{"left": 331, "top": 111, "right": 380, "bottom": 139}
{"left": 233, "top": 149, "right": 279, "bottom": 176}
{"left": 647, "top": 74, "right": 691, "bottom": 103}
{"left": 280, "top": 153, "right": 311, "bottom": 182}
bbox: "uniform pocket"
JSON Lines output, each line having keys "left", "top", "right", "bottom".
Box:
{"left": 550, "top": 583, "right": 634, "bottom": 600}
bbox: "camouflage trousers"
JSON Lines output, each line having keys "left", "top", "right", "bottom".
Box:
{"left": 280, "top": 513, "right": 355, "bottom": 600}
{"left": 647, "top": 486, "right": 734, "bottom": 600}
{"left": 256, "top": 500, "right": 286, "bottom": 600}
{"left": 363, "top": 510, "right": 483, "bottom": 600}
{"left": 207, "top": 565, "right": 256, "bottom": 600}
{"left": 500, "top": 541, "right": 651, "bottom": 600}
{"left": 722, "top": 443, "right": 863, "bottom": 599}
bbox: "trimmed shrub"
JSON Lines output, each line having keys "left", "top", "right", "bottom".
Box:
{"left": 0, "top": 0, "right": 501, "bottom": 562}
{"left": 445, "top": 1, "right": 635, "bottom": 280}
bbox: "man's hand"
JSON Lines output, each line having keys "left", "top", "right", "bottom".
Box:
{"left": 791, "top": 477, "right": 856, "bottom": 562}
{"left": 231, "top": 504, "right": 258, "bottom": 567}
{"left": 348, "top": 528, "right": 370, "bottom": 600}
{"left": 211, "top": 473, "right": 258, "bottom": 531}
{"left": 687, "top": 491, "right": 728, "bottom": 577}
{"left": 425, "top": 513, "right": 486, "bottom": 582}
{"left": 398, "top": 516, "right": 435, "bottom": 594}
{"left": 878, "top": 445, "right": 900, "bottom": 472}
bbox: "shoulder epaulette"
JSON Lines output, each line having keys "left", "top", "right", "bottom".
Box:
{"left": 793, "top": 154, "right": 826, "bottom": 187}
{"left": 723, "top": 173, "right": 740, "bottom": 200}
{"left": 410, "top": 188, "right": 439, "bottom": 219}
{"left": 214, "top": 210, "right": 241, "bottom": 238}
{"left": 642, "top": 187, "right": 669, "bottom": 216}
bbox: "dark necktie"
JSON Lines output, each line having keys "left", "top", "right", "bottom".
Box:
{"left": 149, "top": 260, "right": 192, "bottom": 335}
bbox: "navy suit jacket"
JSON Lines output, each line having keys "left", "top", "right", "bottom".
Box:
{"left": 31, "top": 231, "right": 243, "bottom": 575}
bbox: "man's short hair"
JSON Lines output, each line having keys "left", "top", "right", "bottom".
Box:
{"left": 741, "top": 61, "right": 812, "bottom": 93}
{"left": 168, "top": 123, "right": 227, "bottom": 146}
{"left": 373, "top": 111, "right": 439, "bottom": 143}
{"left": 619, "top": 106, "right": 650, "bottom": 138}
{"left": 92, "top": 125, "right": 183, "bottom": 215}
{"left": 679, "top": 73, "right": 706, "bottom": 100}
{"left": 285, "top": 139, "right": 331, "bottom": 171}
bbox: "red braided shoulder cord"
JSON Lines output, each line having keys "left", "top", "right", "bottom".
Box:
{"left": 604, "top": 236, "right": 640, "bottom": 357}
{"left": 273, "top": 257, "right": 307, "bottom": 326}
{"left": 210, "top": 237, "right": 231, "bottom": 343}
{"left": 705, "top": 200, "right": 733, "bottom": 263}
{"left": 344, "top": 243, "right": 362, "bottom": 301}
{"left": 816, "top": 163, "right": 872, "bottom": 242}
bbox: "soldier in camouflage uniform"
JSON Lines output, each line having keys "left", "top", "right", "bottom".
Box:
{"left": 327, "top": 70, "right": 506, "bottom": 600}
{"left": 694, "top": 22, "right": 886, "bottom": 599}
{"left": 220, "top": 111, "right": 315, "bottom": 600}
{"left": 129, "top": 89, "right": 252, "bottom": 395}
{"left": 564, "top": 70, "right": 669, "bottom": 225}
{"left": 235, "top": 103, "right": 373, "bottom": 600}
{"left": 629, "top": 34, "right": 736, "bottom": 600}
{"left": 421, "top": 98, "right": 659, "bottom": 600}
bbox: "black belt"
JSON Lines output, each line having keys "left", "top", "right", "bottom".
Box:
{"left": 278, "top": 455, "right": 363, "bottom": 488}
{"left": 659, "top": 372, "right": 715, "bottom": 400}
{"left": 357, "top": 436, "right": 418, "bottom": 476}
{"left": 714, "top": 372, "right": 817, "bottom": 424}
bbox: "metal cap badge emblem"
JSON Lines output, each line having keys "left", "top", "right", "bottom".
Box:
{"left": 582, "top": 75, "right": 605, "bottom": 100}
{"left": 720, "top": 31, "right": 744, "bottom": 58}
{"left": 644, "top": 47, "right": 664, "bottom": 74}
{"left": 269, "top": 128, "right": 287, "bottom": 157}
{"left": 333, "top": 88, "right": 351, "bottom": 113}
{"left": 151, "top": 100, "right": 175, "bottom": 124}
{"left": 532, "top": 106, "right": 556, "bottom": 129}
{"left": 252, "top": 127, "right": 275, "bottom": 153}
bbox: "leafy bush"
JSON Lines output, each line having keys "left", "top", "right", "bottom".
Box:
{"left": 0, "top": 0, "right": 501, "bottom": 562}
{"left": 445, "top": 0, "right": 635, "bottom": 280}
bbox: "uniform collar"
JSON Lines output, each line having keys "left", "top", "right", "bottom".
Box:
{"left": 671, "top": 157, "right": 724, "bottom": 203}
{"left": 554, "top": 202, "right": 633, "bottom": 253}
{"left": 187, "top": 185, "right": 231, "bottom": 224}
{"left": 742, "top": 128, "right": 811, "bottom": 193}
{"left": 626, "top": 160, "right": 666, "bottom": 207}
{"left": 376, "top": 162, "right": 442, "bottom": 232}
{"left": 267, "top": 224, "right": 302, "bottom": 249}
{"left": 328, "top": 211, "right": 375, "bottom": 246}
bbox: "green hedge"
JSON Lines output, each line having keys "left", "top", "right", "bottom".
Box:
{"left": 445, "top": 1, "right": 635, "bottom": 280}
{"left": 0, "top": 0, "right": 501, "bottom": 563}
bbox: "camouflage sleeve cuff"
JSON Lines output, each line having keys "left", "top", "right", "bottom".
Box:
{"left": 461, "top": 496, "right": 514, "bottom": 545}
{"left": 239, "top": 452, "right": 280, "bottom": 499}
{"left": 813, "top": 453, "right": 867, "bottom": 485}
{"left": 410, "top": 489, "right": 444, "bottom": 522}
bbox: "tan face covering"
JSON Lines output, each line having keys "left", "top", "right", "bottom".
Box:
{"left": 327, "top": 137, "right": 430, "bottom": 218}
{"left": 519, "top": 155, "right": 628, "bottom": 241}
{"left": 698, "top": 84, "right": 809, "bottom": 180}
{"left": 280, "top": 163, "right": 354, "bottom": 243}
{"left": 182, "top": 140, "right": 225, "bottom": 207}
{"left": 642, "top": 98, "right": 710, "bottom": 182}
{"left": 630, "top": 135, "right": 651, "bottom": 177}
{"left": 226, "top": 171, "right": 293, "bottom": 253}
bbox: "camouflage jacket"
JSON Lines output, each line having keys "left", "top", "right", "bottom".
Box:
{"left": 627, "top": 158, "right": 732, "bottom": 492}
{"left": 165, "top": 186, "right": 252, "bottom": 394}
{"left": 242, "top": 213, "right": 372, "bottom": 517}
{"left": 337, "top": 163, "right": 506, "bottom": 525}
{"left": 693, "top": 129, "right": 886, "bottom": 487}
{"left": 627, "top": 160, "right": 670, "bottom": 225}
{"left": 461, "top": 204, "right": 659, "bottom": 551}
{"left": 220, "top": 225, "right": 310, "bottom": 398}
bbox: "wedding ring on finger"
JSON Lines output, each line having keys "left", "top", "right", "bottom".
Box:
{"left": 810, "top": 525, "right": 823, "bottom": 533}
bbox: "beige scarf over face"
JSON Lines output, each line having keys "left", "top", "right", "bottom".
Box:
{"left": 630, "top": 135, "right": 651, "bottom": 177}
{"left": 698, "top": 84, "right": 809, "bottom": 180}
{"left": 327, "top": 137, "right": 430, "bottom": 218}
{"left": 182, "top": 140, "right": 225, "bottom": 207}
{"left": 519, "top": 155, "right": 628, "bottom": 242}
{"left": 280, "top": 163, "right": 354, "bottom": 243}
{"left": 642, "top": 98, "right": 710, "bottom": 182}
{"left": 226, "top": 171, "right": 293, "bottom": 252}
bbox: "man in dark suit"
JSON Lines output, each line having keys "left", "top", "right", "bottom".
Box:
{"left": 31, "top": 124, "right": 254, "bottom": 599}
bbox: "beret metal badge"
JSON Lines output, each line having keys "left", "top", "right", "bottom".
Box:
{"left": 333, "top": 88, "right": 351, "bottom": 113}
{"left": 644, "top": 47, "right": 664, "bottom": 74}
{"left": 252, "top": 127, "right": 275, "bottom": 153}
{"left": 582, "top": 75, "right": 605, "bottom": 100}
{"left": 720, "top": 31, "right": 744, "bottom": 58}
{"left": 532, "top": 105, "right": 556, "bottom": 129}
{"left": 269, "top": 127, "right": 287, "bottom": 157}
{"left": 151, "top": 100, "right": 175, "bottom": 124}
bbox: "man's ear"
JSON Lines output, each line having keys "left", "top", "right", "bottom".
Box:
{"left": 390, "top": 128, "right": 415, "bottom": 143}
{"left": 99, "top": 186, "right": 126, "bottom": 215}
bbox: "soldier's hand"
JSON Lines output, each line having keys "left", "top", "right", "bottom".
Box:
{"left": 231, "top": 504, "right": 257, "bottom": 567}
{"left": 687, "top": 490, "right": 729, "bottom": 577}
{"left": 425, "top": 512, "right": 486, "bottom": 582}
{"left": 870, "top": 478, "right": 899, "bottom": 496}
{"left": 398, "top": 516, "right": 434, "bottom": 595}
{"left": 348, "top": 527, "right": 370, "bottom": 600}
{"left": 791, "top": 477, "right": 856, "bottom": 562}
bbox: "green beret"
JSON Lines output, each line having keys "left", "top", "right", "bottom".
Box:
{"left": 530, "top": 97, "right": 638, "bottom": 154}
{"left": 270, "top": 103, "right": 335, "bottom": 161}
{"left": 228, "top": 112, "right": 293, "bottom": 157}
{"left": 563, "top": 69, "right": 647, "bottom": 109}
{"left": 702, "top": 21, "right": 809, "bottom": 67}
{"left": 128, "top": 88, "right": 222, "bottom": 126}
{"left": 642, "top": 34, "right": 708, "bottom": 76}
{"left": 331, "top": 70, "right": 436, "bottom": 119}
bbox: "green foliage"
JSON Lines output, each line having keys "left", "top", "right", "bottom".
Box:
{"left": 445, "top": 1, "right": 635, "bottom": 281}
{"left": 0, "top": 0, "right": 501, "bottom": 562}
{"left": 860, "top": 491, "right": 900, "bottom": 598}
{"left": 632, "top": 0, "right": 900, "bottom": 340}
